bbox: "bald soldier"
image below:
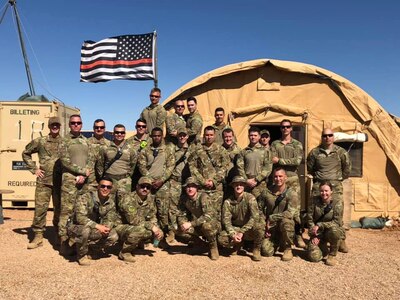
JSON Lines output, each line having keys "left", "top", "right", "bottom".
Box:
{"left": 165, "top": 100, "right": 186, "bottom": 145}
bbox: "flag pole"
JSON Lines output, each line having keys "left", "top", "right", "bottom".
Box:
{"left": 153, "top": 30, "right": 158, "bottom": 88}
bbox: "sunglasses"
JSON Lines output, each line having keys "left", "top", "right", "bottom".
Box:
{"left": 176, "top": 105, "right": 185, "bottom": 108}
{"left": 150, "top": 94, "right": 160, "bottom": 98}
{"left": 99, "top": 184, "right": 112, "bottom": 190}
{"left": 139, "top": 184, "right": 151, "bottom": 190}
{"left": 322, "top": 134, "right": 334, "bottom": 138}
{"left": 94, "top": 126, "right": 105, "bottom": 130}
{"left": 136, "top": 125, "right": 147, "bottom": 129}
{"left": 114, "top": 131, "right": 126, "bottom": 135}
{"left": 70, "top": 122, "right": 82, "bottom": 125}
{"left": 281, "top": 125, "right": 292, "bottom": 129}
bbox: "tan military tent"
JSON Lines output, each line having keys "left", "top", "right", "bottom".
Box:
{"left": 163, "top": 58, "right": 400, "bottom": 221}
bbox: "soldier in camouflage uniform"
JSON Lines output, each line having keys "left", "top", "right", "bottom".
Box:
{"left": 23, "top": 116, "right": 62, "bottom": 249}
{"left": 218, "top": 176, "right": 264, "bottom": 261}
{"left": 237, "top": 126, "right": 272, "bottom": 198}
{"left": 307, "top": 128, "right": 351, "bottom": 252}
{"left": 260, "top": 129, "right": 271, "bottom": 150}
{"left": 87, "top": 119, "right": 110, "bottom": 190}
{"left": 306, "top": 181, "right": 345, "bottom": 266}
{"left": 138, "top": 127, "right": 175, "bottom": 241}
{"left": 58, "top": 115, "right": 94, "bottom": 253}
{"left": 189, "top": 126, "right": 230, "bottom": 220}
{"left": 176, "top": 177, "right": 221, "bottom": 260}
{"left": 270, "top": 119, "right": 305, "bottom": 248}
{"left": 185, "top": 97, "right": 203, "bottom": 144}
{"left": 115, "top": 177, "right": 163, "bottom": 263}
{"left": 258, "top": 168, "right": 299, "bottom": 261}
{"left": 222, "top": 128, "right": 242, "bottom": 196}
{"left": 212, "top": 107, "right": 230, "bottom": 145}
{"left": 97, "top": 124, "right": 137, "bottom": 195}
{"left": 140, "top": 87, "right": 167, "bottom": 134}
{"left": 165, "top": 100, "right": 186, "bottom": 145}
{"left": 68, "top": 177, "right": 118, "bottom": 265}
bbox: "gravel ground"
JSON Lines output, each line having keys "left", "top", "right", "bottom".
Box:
{"left": 1, "top": 209, "right": 399, "bottom": 300}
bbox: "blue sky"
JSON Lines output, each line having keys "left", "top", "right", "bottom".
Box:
{"left": 1, "top": 0, "right": 399, "bottom": 130}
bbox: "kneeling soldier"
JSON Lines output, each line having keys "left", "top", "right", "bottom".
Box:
{"left": 115, "top": 177, "right": 163, "bottom": 263}
{"left": 68, "top": 176, "right": 119, "bottom": 266}
{"left": 218, "top": 176, "right": 264, "bottom": 261}
{"left": 176, "top": 177, "right": 221, "bottom": 260}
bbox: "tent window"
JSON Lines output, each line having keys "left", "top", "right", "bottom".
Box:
{"left": 334, "top": 142, "right": 363, "bottom": 177}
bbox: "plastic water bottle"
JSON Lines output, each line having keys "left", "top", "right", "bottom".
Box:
{"left": 153, "top": 237, "right": 160, "bottom": 248}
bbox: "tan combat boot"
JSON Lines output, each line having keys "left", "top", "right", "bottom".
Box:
{"left": 118, "top": 251, "right": 136, "bottom": 263}
{"left": 166, "top": 230, "right": 176, "bottom": 244}
{"left": 295, "top": 234, "right": 306, "bottom": 249}
{"left": 209, "top": 241, "right": 219, "bottom": 261}
{"left": 281, "top": 248, "right": 293, "bottom": 261}
{"left": 78, "top": 255, "right": 91, "bottom": 266}
{"left": 27, "top": 232, "right": 43, "bottom": 249}
{"left": 252, "top": 248, "right": 262, "bottom": 262}
{"left": 325, "top": 255, "right": 338, "bottom": 266}
{"left": 338, "top": 240, "right": 349, "bottom": 253}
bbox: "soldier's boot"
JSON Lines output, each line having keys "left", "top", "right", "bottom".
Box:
{"left": 295, "top": 234, "right": 306, "bottom": 249}
{"left": 78, "top": 255, "right": 91, "bottom": 266}
{"left": 158, "top": 238, "right": 171, "bottom": 249}
{"left": 325, "top": 254, "right": 338, "bottom": 266}
{"left": 338, "top": 239, "right": 349, "bottom": 253}
{"left": 231, "top": 241, "right": 243, "bottom": 256}
{"left": 118, "top": 251, "right": 136, "bottom": 263}
{"left": 209, "top": 241, "right": 219, "bottom": 261}
{"left": 59, "top": 237, "right": 75, "bottom": 256}
{"left": 281, "top": 248, "right": 293, "bottom": 261}
{"left": 27, "top": 232, "right": 43, "bottom": 249}
{"left": 166, "top": 230, "right": 176, "bottom": 244}
{"left": 252, "top": 248, "right": 262, "bottom": 262}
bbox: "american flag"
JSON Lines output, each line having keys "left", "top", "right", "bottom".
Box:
{"left": 80, "top": 33, "right": 155, "bottom": 83}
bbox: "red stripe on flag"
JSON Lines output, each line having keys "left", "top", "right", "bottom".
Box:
{"left": 81, "top": 58, "right": 152, "bottom": 70}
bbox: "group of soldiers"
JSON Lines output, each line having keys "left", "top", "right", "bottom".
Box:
{"left": 23, "top": 87, "right": 351, "bottom": 267}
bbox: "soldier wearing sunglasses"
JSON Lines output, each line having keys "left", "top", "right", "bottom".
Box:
{"left": 140, "top": 87, "right": 167, "bottom": 134}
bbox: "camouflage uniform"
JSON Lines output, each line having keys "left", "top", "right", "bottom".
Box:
{"left": 212, "top": 122, "right": 230, "bottom": 145}
{"left": 87, "top": 136, "right": 110, "bottom": 189}
{"left": 258, "top": 187, "right": 298, "bottom": 256}
{"left": 188, "top": 142, "right": 230, "bottom": 220}
{"left": 176, "top": 191, "right": 221, "bottom": 244}
{"left": 22, "top": 134, "right": 62, "bottom": 233}
{"left": 222, "top": 142, "right": 242, "bottom": 196}
{"left": 138, "top": 142, "right": 175, "bottom": 231}
{"left": 218, "top": 192, "right": 264, "bottom": 251}
{"left": 185, "top": 111, "right": 203, "bottom": 144}
{"left": 115, "top": 191, "right": 158, "bottom": 255}
{"left": 307, "top": 144, "right": 351, "bottom": 198}
{"left": 68, "top": 191, "right": 118, "bottom": 259}
{"left": 140, "top": 104, "right": 167, "bottom": 134}
{"left": 126, "top": 133, "right": 150, "bottom": 188}
{"left": 97, "top": 141, "right": 137, "bottom": 195}
{"left": 165, "top": 113, "right": 186, "bottom": 145}
{"left": 306, "top": 197, "right": 345, "bottom": 262}
{"left": 237, "top": 143, "right": 272, "bottom": 198}
{"left": 58, "top": 133, "right": 93, "bottom": 240}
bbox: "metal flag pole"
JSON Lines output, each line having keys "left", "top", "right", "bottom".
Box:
{"left": 153, "top": 30, "right": 158, "bottom": 88}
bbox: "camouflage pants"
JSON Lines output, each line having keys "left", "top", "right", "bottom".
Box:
{"left": 153, "top": 183, "right": 171, "bottom": 232}
{"left": 286, "top": 175, "right": 302, "bottom": 230}
{"left": 218, "top": 222, "right": 264, "bottom": 249}
{"left": 307, "top": 224, "right": 344, "bottom": 262}
{"left": 68, "top": 224, "right": 118, "bottom": 258}
{"left": 115, "top": 224, "right": 153, "bottom": 253}
{"left": 32, "top": 183, "right": 61, "bottom": 233}
{"left": 176, "top": 220, "right": 221, "bottom": 243}
{"left": 168, "top": 179, "right": 183, "bottom": 231}
{"left": 246, "top": 181, "right": 266, "bottom": 199}
{"left": 58, "top": 173, "right": 86, "bottom": 239}
{"left": 202, "top": 189, "right": 223, "bottom": 222}
{"left": 261, "top": 217, "right": 295, "bottom": 256}
{"left": 114, "top": 177, "right": 132, "bottom": 196}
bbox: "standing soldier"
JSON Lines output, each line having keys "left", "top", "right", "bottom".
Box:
{"left": 185, "top": 97, "right": 203, "bottom": 144}
{"left": 260, "top": 129, "right": 271, "bottom": 150}
{"left": 237, "top": 126, "right": 272, "bottom": 198}
{"left": 165, "top": 100, "right": 186, "bottom": 145}
{"left": 97, "top": 124, "right": 137, "bottom": 195}
{"left": 218, "top": 176, "right": 264, "bottom": 261}
{"left": 138, "top": 127, "right": 175, "bottom": 241}
{"left": 189, "top": 126, "right": 230, "bottom": 219}
{"left": 58, "top": 115, "right": 93, "bottom": 253}
{"left": 307, "top": 128, "right": 351, "bottom": 252}
{"left": 212, "top": 107, "right": 230, "bottom": 145}
{"left": 222, "top": 128, "right": 242, "bottom": 193}
{"left": 140, "top": 87, "right": 167, "bottom": 134}
{"left": 23, "top": 116, "right": 62, "bottom": 249}
{"left": 270, "top": 119, "right": 305, "bottom": 248}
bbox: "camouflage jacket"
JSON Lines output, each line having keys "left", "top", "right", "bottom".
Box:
{"left": 177, "top": 192, "right": 216, "bottom": 227}
{"left": 307, "top": 144, "right": 351, "bottom": 181}
{"left": 237, "top": 143, "right": 272, "bottom": 183}
{"left": 138, "top": 141, "right": 175, "bottom": 182}
{"left": 188, "top": 142, "right": 230, "bottom": 189}
{"left": 116, "top": 192, "right": 158, "bottom": 231}
{"left": 59, "top": 132, "right": 93, "bottom": 176}
{"left": 165, "top": 113, "right": 186, "bottom": 144}
{"left": 222, "top": 192, "right": 260, "bottom": 236}
{"left": 22, "top": 134, "right": 62, "bottom": 185}
{"left": 185, "top": 110, "right": 203, "bottom": 144}
{"left": 270, "top": 138, "right": 303, "bottom": 177}
{"left": 126, "top": 134, "right": 150, "bottom": 153}
{"left": 97, "top": 141, "right": 137, "bottom": 177}
{"left": 170, "top": 142, "right": 193, "bottom": 182}
{"left": 223, "top": 142, "right": 242, "bottom": 182}
{"left": 306, "top": 196, "right": 343, "bottom": 235}
{"left": 212, "top": 122, "right": 230, "bottom": 145}
{"left": 140, "top": 104, "right": 167, "bottom": 133}
{"left": 87, "top": 136, "right": 110, "bottom": 183}
{"left": 257, "top": 187, "right": 299, "bottom": 226}
{"left": 75, "top": 191, "right": 118, "bottom": 229}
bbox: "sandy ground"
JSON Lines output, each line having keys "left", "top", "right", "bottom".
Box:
{"left": 0, "top": 209, "right": 399, "bottom": 300}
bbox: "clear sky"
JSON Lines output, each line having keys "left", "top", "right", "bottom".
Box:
{"left": 1, "top": 0, "right": 399, "bottom": 130}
